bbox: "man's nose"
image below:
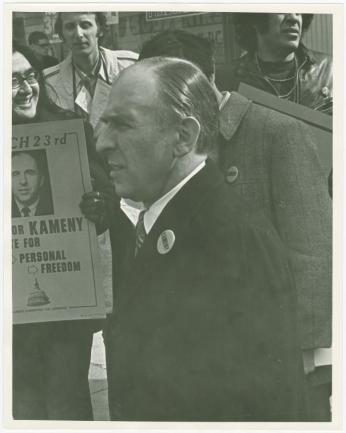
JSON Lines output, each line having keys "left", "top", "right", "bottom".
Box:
{"left": 96, "top": 126, "right": 115, "bottom": 154}
{"left": 74, "top": 24, "right": 84, "bottom": 38}
{"left": 18, "top": 80, "right": 32, "bottom": 94}
{"left": 19, "top": 174, "right": 28, "bottom": 184}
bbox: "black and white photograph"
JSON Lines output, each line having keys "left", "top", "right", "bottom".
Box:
{"left": 2, "top": 2, "right": 344, "bottom": 431}
{"left": 12, "top": 149, "right": 54, "bottom": 218}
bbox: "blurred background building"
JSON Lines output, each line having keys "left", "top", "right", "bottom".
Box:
{"left": 12, "top": 11, "right": 333, "bottom": 66}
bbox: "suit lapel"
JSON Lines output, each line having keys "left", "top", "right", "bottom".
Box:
{"left": 119, "top": 162, "right": 224, "bottom": 310}
{"left": 134, "top": 161, "right": 224, "bottom": 266}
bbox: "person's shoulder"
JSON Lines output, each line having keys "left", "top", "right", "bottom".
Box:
{"left": 229, "top": 90, "right": 302, "bottom": 131}
{"left": 43, "top": 60, "right": 65, "bottom": 83}
{"left": 224, "top": 91, "right": 303, "bottom": 136}
{"left": 115, "top": 49, "right": 139, "bottom": 62}
{"left": 299, "top": 45, "right": 332, "bottom": 72}
{"left": 43, "top": 56, "right": 71, "bottom": 81}
{"left": 101, "top": 47, "right": 138, "bottom": 62}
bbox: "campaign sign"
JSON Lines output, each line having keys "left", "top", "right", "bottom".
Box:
{"left": 12, "top": 119, "right": 106, "bottom": 324}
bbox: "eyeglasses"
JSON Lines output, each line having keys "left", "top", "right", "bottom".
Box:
{"left": 12, "top": 71, "right": 39, "bottom": 89}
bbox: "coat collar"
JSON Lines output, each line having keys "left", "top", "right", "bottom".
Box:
{"left": 59, "top": 46, "right": 119, "bottom": 97}
{"left": 219, "top": 91, "right": 252, "bottom": 141}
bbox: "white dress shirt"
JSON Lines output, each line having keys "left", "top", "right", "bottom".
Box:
{"left": 15, "top": 199, "right": 39, "bottom": 217}
{"left": 120, "top": 161, "right": 206, "bottom": 233}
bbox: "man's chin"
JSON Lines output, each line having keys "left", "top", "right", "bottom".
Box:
{"left": 17, "top": 197, "right": 34, "bottom": 206}
{"left": 14, "top": 107, "right": 37, "bottom": 121}
{"left": 281, "top": 40, "right": 300, "bottom": 52}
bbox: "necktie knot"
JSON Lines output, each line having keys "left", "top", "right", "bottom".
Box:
{"left": 135, "top": 210, "right": 146, "bottom": 256}
{"left": 21, "top": 207, "right": 30, "bottom": 217}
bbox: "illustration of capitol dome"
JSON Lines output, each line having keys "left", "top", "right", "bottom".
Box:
{"left": 27, "top": 278, "right": 50, "bottom": 307}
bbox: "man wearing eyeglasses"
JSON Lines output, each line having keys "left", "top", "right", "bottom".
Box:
{"left": 12, "top": 51, "right": 39, "bottom": 122}
{"left": 28, "top": 31, "right": 59, "bottom": 70}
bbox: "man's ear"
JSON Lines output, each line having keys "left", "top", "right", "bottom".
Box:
{"left": 96, "top": 24, "right": 104, "bottom": 39}
{"left": 39, "top": 175, "right": 44, "bottom": 189}
{"left": 173, "top": 117, "right": 201, "bottom": 157}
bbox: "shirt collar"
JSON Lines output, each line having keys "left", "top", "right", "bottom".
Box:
{"left": 15, "top": 198, "right": 39, "bottom": 217}
{"left": 73, "top": 51, "right": 106, "bottom": 86}
{"left": 143, "top": 160, "right": 206, "bottom": 234}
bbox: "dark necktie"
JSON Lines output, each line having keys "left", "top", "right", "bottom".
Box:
{"left": 21, "top": 207, "right": 30, "bottom": 217}
{"left": 135, "top": 210, "right": 146, "bottom": 256}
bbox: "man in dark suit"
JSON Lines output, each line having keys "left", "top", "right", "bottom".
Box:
{"left": 96, "top": 57, "right": 307, "bottom": 421}
{"left": 138, "top": 30, "right": 332, "bottom": 421}
{"left": 12, "top": 151, "right": 53, "bottom": 217}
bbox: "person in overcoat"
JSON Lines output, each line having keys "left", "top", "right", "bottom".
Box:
{"left": 94, "top": 56, "right": 307, "bottom": 421}
{"left": 138, "top": 30, "right": 332, "bottom": 421}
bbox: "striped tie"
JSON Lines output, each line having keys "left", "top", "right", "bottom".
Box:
{"left": 135, "top": 210, "right": 146, "bottom": 256}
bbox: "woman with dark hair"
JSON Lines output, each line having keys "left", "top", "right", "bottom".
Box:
{"left": 12, "top": 43, "right": 112, "bottom": 420}
{"left": 216, "top": 13, "right": 332, "bottom": 114}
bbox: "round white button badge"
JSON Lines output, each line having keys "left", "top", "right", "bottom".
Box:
{"left": 226, "top": 166, "right": 238, "bottom": 184}
{"left": 321, "top": 86, "right": 329, "bottom": 97}
{"left": 157, "top": 230, "right": 175, "bottom": 254}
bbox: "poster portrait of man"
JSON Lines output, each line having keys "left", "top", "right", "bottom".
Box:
{"left": 11, "top": 149, "right": 54, "bottom": 218}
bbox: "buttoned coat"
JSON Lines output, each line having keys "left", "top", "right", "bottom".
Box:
{"left": 216, "top": 92, "right": 332, "bottom": 350}
{"left": 105, "top": 161, "right": 306, "bottom": 421}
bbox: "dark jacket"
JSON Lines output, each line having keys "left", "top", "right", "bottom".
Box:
{"left": 105, "top": 161, "right": 307, "bottom": 421}
{"left": 216, "top": 45, "right": 333, "bottom": 114}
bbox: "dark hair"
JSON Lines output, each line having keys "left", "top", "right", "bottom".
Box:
{"left": 133, "top": 57, "right": 219, "bottom": 155}
{"left": 139, "top": 30, "right": 215, "bottom": 81}
{"left": 54, "top": 12, "right": 107, "bottom": 42}
{"left": 28, "top": 31, "right": 49, "bottom": 45}
{"left": 233, "top": 13, "right": 314, "bottom": 53}
{"left": 12, "top": 150, "right": 44, "bottom": 176}
{"left": 12, "top": 41, "right": 71, "bottom": 124}
{"left": 12, "top": 149, "right": 55, "bottom": 214}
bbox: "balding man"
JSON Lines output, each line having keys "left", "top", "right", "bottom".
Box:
{"left": 138, "top": 30, "right": 332, "bottom": 421}
{"left": 95, "top": 57, "right": 307, "bottom": 421}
